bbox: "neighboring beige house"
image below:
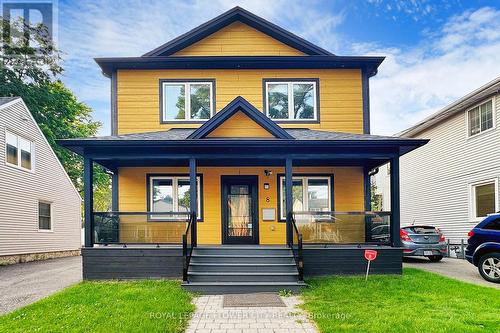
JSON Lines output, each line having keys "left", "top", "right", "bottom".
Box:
{"left": 374, "top": 77, "right": 500, "bottom": 248}
{"left": 0, "top": 97, "right": 81, "bottom": 264}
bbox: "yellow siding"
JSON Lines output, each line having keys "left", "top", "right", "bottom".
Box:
{"left": 173, "top": 22, "right": 305, "bottom": 56}
{"left": 117, "top": 69, "right": 363, "bottom": 134}
{"left": 207, "top": 111, "right": 275, "bottom": 138}
{"left": 118, "top": 166, "right": 365, "bottom": 245}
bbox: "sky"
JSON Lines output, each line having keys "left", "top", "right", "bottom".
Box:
{"left": 55, "top": 0, "right": 500, "bottom": 136}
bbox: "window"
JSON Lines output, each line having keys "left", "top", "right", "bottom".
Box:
{"left": 279, "top": 176, "right": 332, "bottom": 220}
{"left": 483, "top": 219, "right": 500, "bottom": 231}
{"left": 38, "top": 202, "right": 52, "bottom": 230}
{"left": 149, "top": 176, "right": 202, "bottom": 219}
{"left": 265, "top": 80, "right": 318, "bottom": 121}
{"left": 471, "top": 179, "right": 498, "bottom": 219}
{"left": 5, "top": 131, "right": 33, "bottom": 171}
{"left": 468, "top": 99, "right": 494, "bottom": 136}
{"left": 161, "top": 81, "right": 214, "bottom": 121}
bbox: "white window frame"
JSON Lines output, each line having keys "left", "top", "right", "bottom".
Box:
{"left": 265, "top": 81, "right": 318, "bottom": 121}
{"left": 466, "top": 98, "right": 496, "bottom": 138}
{"left": 37, "top": 200, "right": 53, "bottom": 232}
{"left": 279, "top": 175, "right": 331, "bottom": 220}
{"left": 4, "top": 130, "right": 34, "bottom": 172}
{"left": 149, "top": 176, "right": 202, "bottom": 219}
{"left": 161, "top": 81, "right": 214, "bottom": 122}
{"left": 469, "top": 178, "right": 499, "bottom": 221}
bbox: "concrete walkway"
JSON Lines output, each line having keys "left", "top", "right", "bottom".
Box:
{"left": 0, "top": 256, "right": 82, "bottom": 314}
{"left": 404, "top": 257, "right": 499, "bottom": 289}
{"left": 186, "top": 294, "right": 318, "bottom": 333}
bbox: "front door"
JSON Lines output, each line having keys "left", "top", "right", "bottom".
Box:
{"left": 221, "top": 176, "right": 259, "bottom": 244}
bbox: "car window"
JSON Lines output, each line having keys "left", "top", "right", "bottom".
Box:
{"left": 483, "top": 219, "right": 500, "bottom": 231}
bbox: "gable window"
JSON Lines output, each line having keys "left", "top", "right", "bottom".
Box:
{"left": 161, "top": 80, "right": 214, "bottom": 122}
{"left": 279, "top": 175, "right": 332, "bottom": 220}
{"left": 265, "top": 80, "right": 318, "bottom": 121}
{"left": 38, "top": 201, "right": 52, "bottom": 231}
{"left": 5, "top": 131, "right": 33, "bottom": 171}
{"left": 471, "top": 179, "right": 498, "bottom": 219}
{"left": 149, "top": 175, "right": 202, "bottom": 220}
{"left": 468, "top": 99, "right": 494, "bottom": 136}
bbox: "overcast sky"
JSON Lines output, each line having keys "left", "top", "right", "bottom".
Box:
{"left": 56, "top": 0, "right": 500, "bottom": 135}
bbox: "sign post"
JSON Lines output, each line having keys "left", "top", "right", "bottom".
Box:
{"left": 364, "top": 249, "right": 378, "bottom": 281}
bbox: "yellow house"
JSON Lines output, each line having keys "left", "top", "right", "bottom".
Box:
{"left": 59, "top": 7, "right": 427, "bottom": 292}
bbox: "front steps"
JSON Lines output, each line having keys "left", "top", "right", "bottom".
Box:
{"left": 181, "top": 246, "right": 305, "bottom": 294}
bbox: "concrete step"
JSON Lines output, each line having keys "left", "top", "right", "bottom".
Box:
{"left": 181, "top": 281, "right": 306, "bottom": 294}
{"left": 188, "top": 272, "right": 299, "bottom": 283}
{"left": 188, "top": 263, "right": 298, "bottom": 273}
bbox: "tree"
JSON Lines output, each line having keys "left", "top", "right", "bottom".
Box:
{"left": 1, "top": 17, "right": 111, "bottom": 211}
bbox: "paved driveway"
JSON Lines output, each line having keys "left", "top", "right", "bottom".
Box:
{"left": 0, "top": 256, "right": 82, "bottom": 315}
{"left": 404, "top": 257, "right": 499, "bottom": 289}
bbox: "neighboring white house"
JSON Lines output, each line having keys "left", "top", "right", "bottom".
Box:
{"left": 0, "top": 97, "right": 81, "bottom": 263}
{"left": 374, "top": 77, "right": 500, "bottom": 244}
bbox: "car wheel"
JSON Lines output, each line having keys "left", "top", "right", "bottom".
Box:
{"left": 478, "top": 253, "right": 500, "bottom": 283}
{"left": 427, "top": 255, "right": 443, "bottom": 262}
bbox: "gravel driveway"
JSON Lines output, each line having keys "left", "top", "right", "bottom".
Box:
{"left": 0, "top": 256, "right": 82, "bottom": 315}
{"left": 404, "top": 257, "right": 499, "bottom": 289}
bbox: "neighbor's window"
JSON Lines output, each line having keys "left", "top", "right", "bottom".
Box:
{"left": 149, "top": 176, "right": 201, "bottom": 219}
{"left": 38, "top": 201, "right": 52, "bottom": 230}
{"left": 161, "top": 81, "right": 213, "bottom": 121}
{"left": 471, "top": 180, "right": 498, "bottom": 219}
{"left": 5, "top": 131, "right": 33, "bottom": 171}
{"left": 265, "top": 81, "right": 317, "bottom": 121}
{"left": 468, "top": 99, "right": 494, "bottom": 136}
{"left": 279, "top": 176, "right": 331, "bottom": 219}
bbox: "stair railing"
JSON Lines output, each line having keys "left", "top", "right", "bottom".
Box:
{"left": 182, "top": 212, "right": 196, "bottom": 282}
{"left": 288, "top": 212, "right": 304, "bottom": 281}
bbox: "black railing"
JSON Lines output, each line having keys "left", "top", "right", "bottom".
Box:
{"left": 288, "top": 212, "right": 304, "bottom": 281}
{"left": 93, "top": 211, "right": 191, "bottom": 245}
{"left": 183, "top": 212, "right": 196, "bottom": 282}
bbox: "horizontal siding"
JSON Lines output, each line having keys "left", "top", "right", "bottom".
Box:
{"left": 207, "top": 111, "right": 274, "bottom": 137}
{"left": 0, "top": 101, "right": 81, "bottom": 256}
{"left": 116, "top": 69, "right": 363, "bottom": 134}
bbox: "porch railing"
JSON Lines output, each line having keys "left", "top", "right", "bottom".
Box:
{"left": 288, "top": 213, "right": 304, "bottom": 281}
{"left": 182, "top": 212, "right": 196, "bottom": 282}
{"left": 92, "top": 211, "right": 192, "bottom": 245}
{"left": 292, "top": 211, "right": 391, "bottom": 245}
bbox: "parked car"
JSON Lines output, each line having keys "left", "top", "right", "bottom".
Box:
{"left": 465, "top": 213, "right": 500, "bottom": 283}
{"left": 400, "top": 226, "right": 447, "bottom": 261}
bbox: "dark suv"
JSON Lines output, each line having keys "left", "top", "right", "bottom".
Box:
{"left": 465, "top": 214, "right": 500, "bottom": 283}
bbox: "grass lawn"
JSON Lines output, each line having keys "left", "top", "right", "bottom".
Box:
{"left": 302, "top": 268, "right": 500, "bottom": 333}
{"left": 0, "top": 280, "right": 194, "bottom": 333}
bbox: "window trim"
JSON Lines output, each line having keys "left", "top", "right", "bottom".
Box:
{"left": 37, "top": 200, "right": 53, "bottom": 232}
{"left": 277, "top": 173, "right": 334, "bottom": 221}
{"left": 159, "top": 79, "right": 216, "bottom": 123}
{"left": 469, "top": 178, "right": 499, "bottom": 221}
{"left": 466, "top": 98, "right": 496, "bottom": 138}
{"left": 146, "top": 173, "right": 204, "bottom": 221}
{"left": 263, "top": 78, "right": 320, "bottom": 123}
{"left": 4, "top": 130, "right": 34, "bottom": 173}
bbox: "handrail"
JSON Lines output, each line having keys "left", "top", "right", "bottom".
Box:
{"left": 288, "top": 212, "right": 304, "bottom": 281}
{"left": 182, "top": 212, "right": 196, "bottom": 282}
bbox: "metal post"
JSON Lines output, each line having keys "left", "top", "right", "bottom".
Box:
{"left": 390, "top": 156, "right": 401, "bottom": 247}
{"left": 364, "top": 166, "right": 372, "bottom": 242}
{"left": 285, "top": 158, "right": 293, "bottom": 246}
{"left": 189, "top": 158, "right": 197, "bottom": 246}
{"left": 111, "top": 172, "right": 118, "bottom": 211}
{"left": 83, "top": 157, "right": 94, "bottom": 247}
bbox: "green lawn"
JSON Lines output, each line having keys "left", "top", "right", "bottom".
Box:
{"left": 0, "top": 280, "right": 194, "bottom": 333}
{"left": 302, "top": 268, "right": 500, "bottom": 333}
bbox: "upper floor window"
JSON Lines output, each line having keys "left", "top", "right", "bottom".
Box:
{"left": 161, "top": 80, "right": 214, "bottom": 122}
{"left": 264, "top": 80, "right": 318, "bottom": 121}
{"left": 468, "top": 99, "right": 494, "bottom": 137}
{"left": 5, "top": 131, "right": 33, "bottom": 171}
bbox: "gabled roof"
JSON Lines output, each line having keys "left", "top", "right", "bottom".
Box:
{"left": 188, "top": 96, "right": 294, "bottom": 139}
{"left": 399, "top": 76, "right": 500, "bottom": 137}
{"left": 143, "top": 7, "right": 332, "bottom": 57}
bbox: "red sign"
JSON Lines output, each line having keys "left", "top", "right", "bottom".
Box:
{"left": 364, "top": 250, "right": 378, "bottom": 261}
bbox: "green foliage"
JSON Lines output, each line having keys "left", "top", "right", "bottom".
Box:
{"left": 371, "top": 181, "right": 383, "bottom": 211}
{"left": 0, "top": 280, "right": 195, "bottom": 333}
{"left": 1, "top": 16, "right": 110, "bottom": 212}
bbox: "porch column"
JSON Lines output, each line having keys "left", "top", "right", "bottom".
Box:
{"left": 83, "top": 157, "right": 94, "bottom": 247}
{"left": 390, "top": 156, "right": 401, "bottom": 247}
{"left": 285, "top": 158, "right": 293, "bottom": 245}
{"left": 111, "top": 171, "right": 118, "bottom": 211}
{"left": 189, "top": 158, "right": 197, "bottom": 246}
